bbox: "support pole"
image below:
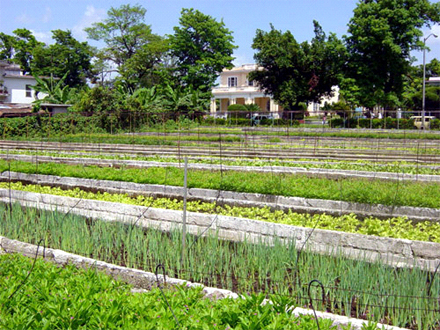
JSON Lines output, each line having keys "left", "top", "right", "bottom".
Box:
{"left": 181, "top": 157, "right": 188, "bottom": 268}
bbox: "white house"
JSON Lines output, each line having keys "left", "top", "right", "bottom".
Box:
{"left": 210, "top": 64, "right": 339, "bottom": 116}
{"left": 0, "top": 60, "right": 39, "bottom": 105}
{"left": 211, "top": 64, "right": 282, "bottom": 115}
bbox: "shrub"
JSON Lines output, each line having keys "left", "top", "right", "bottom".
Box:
{"left": 330, "top": 117, "right": 415, "bottom": 129}
{"left": 227, "top": 104, "right": 247, "bottom": 111}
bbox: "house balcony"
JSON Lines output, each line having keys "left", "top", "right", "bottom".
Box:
{"left": 212, "top": 86, "right": 260, "bottom": 95}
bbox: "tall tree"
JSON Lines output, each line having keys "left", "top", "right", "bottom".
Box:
{"left": 169, "top": 8, "right": 236, "bottom": 95}
{"left": 0, "top": 33, "right": 16, "bottom": 60}
{"left": 345, "top": 0, "right": 440, "bottom": 109}
{"left": 85, "top": 4, "right": 166, "bottom": 90}
{"left": 0, "top": 28, "right": 45, "bottom": 74}
{"left": 250, "top": 22, "right": 346, "bottom": 110}
{"left": 32, "top": 30, "right": 96, "bottom": 88}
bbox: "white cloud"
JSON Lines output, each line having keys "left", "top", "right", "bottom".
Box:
{"left": 42, "top": 7, "right": 52, "bottom": 23}
{"left": 30, "top": 30, "right": 53, "bottom": 44}
{"left": 72, "top": 5, "right": 106, "bottom": 41}
{"left": 429, "top": 26, "right": 440, "bottom": 43}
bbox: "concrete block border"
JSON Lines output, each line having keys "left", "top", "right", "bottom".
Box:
{"left": 0, "top": 236, "right": 407, "bottom": 330}
{"left": 1, "top": 171, "right": 440, "bottom": 222}
{"left": 0, "top": 188, "right": 439, "bottom": 272}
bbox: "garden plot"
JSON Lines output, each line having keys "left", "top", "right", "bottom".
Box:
{"left": 0, "top": 244, "right": 409, "bottom": 330}
{"left": 1, "top": 131, "right": 440, "bottom": 329}
{"left": 2, "top": 171, "right": 440, "bottom": 224}
{"left": 0, "top": 204, "right": 438, "bottom": 329}
{"left": 3, "top": 154, "right": 440, "bottom": 182}
{"left": 1, "top": 188, "right": 439, "bottom": 272}
{"left": 2, "top": 132, "right": 440, "bottom": 163}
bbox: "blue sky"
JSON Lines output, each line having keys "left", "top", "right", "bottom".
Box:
{"left": 0, "top": 0, "right": 439, "bottom": 66}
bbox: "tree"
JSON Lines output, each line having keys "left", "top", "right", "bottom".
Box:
{"left": 0, "top": 28, "right": 45, "bottom": 74}
{"left": 0, "top": 29, "right": 95, "bottom": 88}
{"left": 345, "top": 0, "right": 440, "bottom": 109}
{"left": 250, "top": 22, "right": 346, "bottom": 110}
{"left": 169, "top": 8, "right": 236, "bottom": 95}
{"left": 85, "top": 4, "right": 166, "bottom": 90}
{"left": 32, "top": 30, "right": 96, "bottom": 88}
{"left": 425, "top": 58, "right": 440, "bottom": 77}
{"left": 403, "top": 59, "right": 440, "bottom": 109}
{"left": 0, "top": 33, "right": 16, "bottom": 60}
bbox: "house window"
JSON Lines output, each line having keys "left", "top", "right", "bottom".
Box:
{"left": 247, "top": 79, "right": 254, "bottom": 86}
{"left": 26, "top": 85, "right": 32, "bottom": 98}
{"left": 228, "top": 77, "right": 238, "bottom": 87}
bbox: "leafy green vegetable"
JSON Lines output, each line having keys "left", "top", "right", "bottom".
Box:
{"left": 2, "top": 181, "right": 439, "bottom": 243}
{"left": 1, "top": 253, "right": 339, "bottom": 330}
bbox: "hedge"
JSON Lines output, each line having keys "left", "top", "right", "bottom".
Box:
{"left": 329, "top": 117, "right": 416, "bottom": 129}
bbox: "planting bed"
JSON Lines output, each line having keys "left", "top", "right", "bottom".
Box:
{"left": 0, "top": 204, "right": 438, "bottom": 329}
{"left": 2, "top": 172, "right": 440, "bottom": 228}
{"left": 3, "top": 148, "right": 440, "bottom": 175}
{"left": 1, "top": 129, "right": 440, "bottom": 329}
{"left": 0, "top": 242, "right": 407, "bottom": 330}
{"left": 2, "top": 154, "right": 440, "bottom": 183}
{"left": 1, "top": 188, "right": 439, "bottom": 271}
{"left": 2, "top": 159, "right": 440, "bottom": 210}
{"left": 1, "top": 133, "right": 440, "bottom": 163}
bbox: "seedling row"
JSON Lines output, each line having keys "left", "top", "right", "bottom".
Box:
{"left": 1, "top": 181, "right": 439, "bottom": 243}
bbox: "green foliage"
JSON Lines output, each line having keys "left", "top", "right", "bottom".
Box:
{"left": 0, "top": 29, "right": 95, "bottom": 88}
{"left": 250, "top": 21, "right": 346, "bottom": 110}
{"left": 0, "top": 205, "right": 438, "bottom": 329}
{"left": 0, "top": 32, "right": 16, "bottom": 60}
{"left": 71, "top": 86, "right": 153, "bottom": 131}
{"left": 3, "top": 157, "right": 440, "bottom": 210}
{"left": 202, "top": 116, "right": 302, "bottom": 127}
{"left": 4, "top": 180, "right": 439, "bottom": 243}
{"left": 85, "top": 4, "right": 167, "bottom": 90}
{"left": 32, "top": 30, "right": 95, "bottom": 88}
{"left": 1, "top": 28, "right": 45, "bottom": 74}
{"left": 162, "top": 84, "right": 192, "bottom": 112}
{"left": 1, "top": 253, "right": 340, "bottom": 329}
{"left": 228, "top": 104, "right": 247, "bottom": 111}
{"left": 329, "top": 117, "right": 415, "bottom": 130}
{"left": 345, "top": 0, "right": 440, "bottom": 108}
{"left": 131, "top": 86, "right": 163, "bottom": 112}
{"left": 245, "top": 103, "right": 261, "bottom": 112}
{"left": 169, "top": 8, "right": 237, "bottom": 94}
{"left": 0, "top": 114, "right": 107, "bottom": 138}
{"left": 31, "top": 71, "right": 72, "bottom": 106}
